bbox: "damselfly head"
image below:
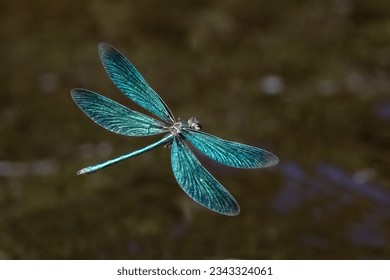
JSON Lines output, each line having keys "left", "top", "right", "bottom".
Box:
{"left": 188, "top": 117, "right": 202, "bottom": 131}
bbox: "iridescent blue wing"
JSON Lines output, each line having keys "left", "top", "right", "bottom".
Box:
{"left": 171, "top": 136, "right": 240, "bottom": 216}
{"left": 71, "top": 89, "right": 168, "bottom": 136}
{"left": 98, "top": 42, "right": 174, "bottom": 123}
{"left": 182, "top": 130, "right": 279, "bottom": 168}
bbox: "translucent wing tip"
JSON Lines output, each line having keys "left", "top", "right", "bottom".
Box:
{"left": 98, "top": 42, "right": 109, "bottom": 51}
{"left": 70, "top": 88, "right": 92, "bottom": 107}
{"left": 267, "top": 153, "right": 279, "bottom": 167}
{"left": 70, "top": 88, "right": 82, "bottom": 98}
{"left": 98, "top": 42, "right": 115, "bottom": 59}
{"left": 222, "top": 204, "right": 240, "bottom": 216}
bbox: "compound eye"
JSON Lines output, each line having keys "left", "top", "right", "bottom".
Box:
{"left": 194, "top": 123, "right": 202, "bottom": 130}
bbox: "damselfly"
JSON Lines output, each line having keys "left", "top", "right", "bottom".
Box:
{"left": 71, "top": 43, "right": 278, "bottom": 216}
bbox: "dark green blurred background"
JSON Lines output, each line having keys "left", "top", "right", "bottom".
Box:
{"left": 0, "top": 0, "right": 389, "bottom": 259}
